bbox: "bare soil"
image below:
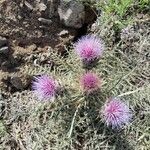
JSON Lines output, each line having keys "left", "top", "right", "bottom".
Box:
{"left": 0, "top": 0, "right": 77, "bottom": 94}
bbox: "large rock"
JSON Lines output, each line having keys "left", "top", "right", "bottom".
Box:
{"left": 58, "top": 0, "right": 85, "bottom": 29}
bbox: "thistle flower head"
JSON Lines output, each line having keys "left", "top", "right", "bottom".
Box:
{"left": 102, "top": 98, "right": 132, "bottom": 128}
{"left": 80, "top": 72, "right": 101, "bottom": 93}
{"left": 74, "top": 35, "right": 104, "bottom": 62}
{"left": 32, "top": 75, "right": 58, "bottom": 101}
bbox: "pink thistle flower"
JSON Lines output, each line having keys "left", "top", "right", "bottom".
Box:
{"left": 101, "top": 98, "right": 132, "bottom": 128}
{"left": 74, "top": 35, "right": 104, "bottom": 62}
{"left": 32, "top": 75, "right": 58, "bottom": 101}
{"left": 80, "top": 72, "right": 101, "bottom": 93}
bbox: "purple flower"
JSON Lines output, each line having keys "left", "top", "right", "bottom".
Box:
{"left": 74, "top": 35, "right": 104, "bottom": 62}
{"left": 32, "top": 75, "right": 58, "bottom": 101}
{"left": 102, "top": 98, "right": 132, "bottom": 128}
{"left": 80, "top": 72, "right": 101, "bottom": 93}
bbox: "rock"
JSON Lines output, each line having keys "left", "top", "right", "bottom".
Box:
{"left": 0, "top": 36, "right": 8, "bottom": 48}
{"left": 38, "top": 18, "right": 52, "bottom": 25}
{"left": 58, "top": 30, "right": 69, "bottom": 37}
{"left": 91, "top": 21, "right": 99, "bottom": 32}
{"left": 58, "top": 0, "right": 85, "bottom": 29}
{"left": 0, "top": 46, "right": 9, "bottom": 54}
{"left": 10, "top": 77, "right": 23, "bottom": 90}
{"left": 24, "top": 1, "right": 33, "bottom": 10}
{"left": 1, "top": 61, "right": 12, "bottom": 71}
{"left": 38, "top": 3, "right": 47, "bottom": 12}
{"left": 10, "top": 75, "right": 32, "bottom": 90}
{"left": 0, "top": 93, "right": 3, "bottom": 100}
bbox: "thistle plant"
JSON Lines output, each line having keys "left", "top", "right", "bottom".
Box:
{"left": 4, "top": 29, "right": 149, "bottom": 149}
{"left": 101, "top": 98, "right": 132, "bottom": 128}
{"left": 1, "top": 0, "right": 149, "bottom": 148}
{"left": 32, "top": 75, "right": 59, "bottom": 101}
{"left": 80, "top": 72, "right": 102, "bottom": 93}
{"left": 31, "top": 34, "right": 133, "bottom": 130}
{"left": 74, "top": 35, "right": 104, "bottom": 63}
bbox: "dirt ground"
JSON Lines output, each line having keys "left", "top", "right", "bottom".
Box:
{"left": 0, "top": 0, "right": 79, "bottom": 94}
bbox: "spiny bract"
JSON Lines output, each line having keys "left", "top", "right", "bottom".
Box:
{"left": 32, "top": 75, "right": 58, "bottom": 101}
{"left": 80, "top": 72, "right": 101, "bottom": 93}
{"left": 102, "top": 98, "right": 132, "bottom": 129}
{"left": 74, "top": 35, "right": 104, "bottom": 62}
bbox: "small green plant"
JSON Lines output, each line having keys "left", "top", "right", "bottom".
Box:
{"left": 138, "top": 0, "right": 149, "bottom": 9}
{"left": 94, "top": 0, "right": 134, "bottom": 33}
{"left": 97, "top": 0, "right": 134, "bottom": 18}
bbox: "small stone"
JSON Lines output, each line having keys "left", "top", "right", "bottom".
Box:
{"left": 38, "top": 18, "right": 52, "bottom": 25}
{"left": 24, "top": 1, "right": 33, "bottom": 10}
{"left": 1, "top": 61, "right": 11, "bottom": 71}
{"left": 91, "top": 22, "right": 98, "bottom": 32}
{"left": 38, "top": 3, "right": 47, "bottom": 12}
{"left": 0, "top": 36, "right": 8, "bottom": 48}
{"left": 58, "top": 30, "right": 69, "bottom": 37}
{"left": 0, "top": 46, "right": 9, "bottom": 54}
{"left": 5, "top": 75, "right": 32, "bottom": 92}
{"left": 10, "top": 77, "right": 23, "bottom": 90}
{"left": 0, "top": 93, "right": 3, "bottom": 100}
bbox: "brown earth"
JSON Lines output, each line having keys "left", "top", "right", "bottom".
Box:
{"left": 0, "top": 0, "right": 79, "bottom": 94}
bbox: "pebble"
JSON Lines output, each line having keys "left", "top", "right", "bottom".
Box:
{"left": 24, "top": 1, "right": 33, "bottom": 10}
{"left": 0, "top": 36, "right": 8, "bottom": 48}
{"left": 38, "top": 18, "right": 52, "bottom": 25}
{"left": 10, "top": 75, "right": 32, "bottom": 90}
{"left": 58, "top": 30, "right": 69, "bottom": 37}
{"left": 38, "top": 3, "right": 47, "bottom": 12}
{"left": 0, "top": 46, "right": 9, "bottom": 54}
{"left": 10, "top": 77, "right": 23, "bottom": 90}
